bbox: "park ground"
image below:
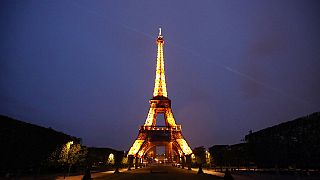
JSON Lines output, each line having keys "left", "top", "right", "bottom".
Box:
{"left": 54, "top": 165, "right": 320, "bottom": 180}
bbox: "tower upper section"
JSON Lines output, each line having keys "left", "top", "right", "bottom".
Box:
{"left": 153, "top": 28, "right": 168, "bottom": 98}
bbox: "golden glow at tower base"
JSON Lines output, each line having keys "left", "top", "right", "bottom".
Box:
{"left": 176, "top": 139, "right": 192, "bottom": 155}
{"left": 128, "top": 140, "right": 144, "bottom": 155}
{"left": 128, "top": 137, "right": 192, "bottom": 156}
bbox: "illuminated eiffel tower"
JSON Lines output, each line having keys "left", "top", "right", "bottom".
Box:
{"left": 128, "top": 28, "right": 192, "bottom": 163}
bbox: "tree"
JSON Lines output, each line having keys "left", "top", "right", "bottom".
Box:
{"left": 122, "top": 156, "right": 128, "bottom": 165}
{"left": 107, "top": 153, "right": 115, "bottom": 165}
{"left": 193, "top": 146, "right": 206, "bottom": 174}
{"left": 50, "top": 141, "right": 87, "bottom": 178}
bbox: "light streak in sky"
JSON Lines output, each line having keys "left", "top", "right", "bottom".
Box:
{"left": 71, "top": 0, "right": 318, "bottom": 109}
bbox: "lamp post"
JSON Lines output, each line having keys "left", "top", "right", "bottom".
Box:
{"left": 66, "top": 141, "right": 73, "bottom": 178}
{"left": 66, "top": 141, "right": 73, "bottom": 151}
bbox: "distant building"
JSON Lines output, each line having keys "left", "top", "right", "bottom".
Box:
{"left": 209, "top": 112, "right": 320, "bottom": 170}
{"left": 245, "top": 112, "right": 320, "bottom": 169}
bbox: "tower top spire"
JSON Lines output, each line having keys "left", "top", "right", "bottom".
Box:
{"left": 153, "top": 28, "right": 167, "bottom": 97}
{"left": 157, "top": 27, "right": 164, "bottom": 43}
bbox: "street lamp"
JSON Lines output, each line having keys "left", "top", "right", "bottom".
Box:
{"left": 66, "top": 141, "right": 73, "bottom": 151}
{"left": 65, "top": 141, "right": 73, "bottom": 178}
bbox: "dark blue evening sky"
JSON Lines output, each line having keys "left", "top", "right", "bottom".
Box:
{"left": 1, "top": 0, "right": 319, "bottom": 150}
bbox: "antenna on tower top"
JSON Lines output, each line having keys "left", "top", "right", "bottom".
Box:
{"left": 158, "top": 27, "right": 162, "bottom": 36}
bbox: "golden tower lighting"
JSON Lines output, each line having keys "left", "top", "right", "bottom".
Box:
{"left": 128, "top": 28, "right": 192, "bottom": 159}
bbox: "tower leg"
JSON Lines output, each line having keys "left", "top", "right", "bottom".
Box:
{"left": 165, "top": 142, "right": 173, "bottom": 163}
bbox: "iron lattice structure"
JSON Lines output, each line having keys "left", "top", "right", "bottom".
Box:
{"left": 128, "top": 29, "right": 192, "bottom": 160}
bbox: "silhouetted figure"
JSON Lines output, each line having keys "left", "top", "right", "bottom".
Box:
{"left": 114, "top": 166, "right": 120, "bottom": 174}
{"left": 128, "top": 155, "right": 134, "bottom": 170}
{"left": 114, "top": 151, "right": 121, "bottom": 174}
{"left": 197, "top": 164, "right": 203, "bottom": 174}
{"left": 186, "top": 155, "right": 192, "bottom": 170}
{"left": 224, "top": 168, "right": 234, "bottom": 180}
{"left": 82, "top": 168, "right": 91, "bottom": 180}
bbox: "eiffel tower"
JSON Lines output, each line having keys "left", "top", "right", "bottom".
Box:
{"left": 128, "top": 28, "right": 192, "bottom": 163}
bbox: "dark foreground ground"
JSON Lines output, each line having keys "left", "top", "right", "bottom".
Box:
{"left": 94, "top": 165, "right": 222, "bottom": 180}
{"left": 3, "top": 166, "right": 319, "bottom": 180}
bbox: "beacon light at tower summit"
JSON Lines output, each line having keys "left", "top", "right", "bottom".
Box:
{"left": 128, "top": 28, "right": 192, "bottom": 158}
